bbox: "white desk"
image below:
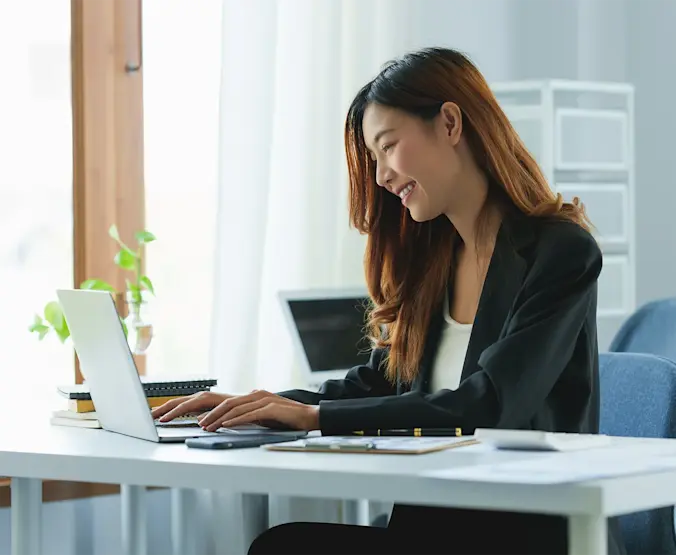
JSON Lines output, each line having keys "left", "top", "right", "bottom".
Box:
{"left": 2, "top": 422, "right": 676, "bottom": 555}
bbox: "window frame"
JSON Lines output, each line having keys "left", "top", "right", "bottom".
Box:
{"left": 2, "top": 0, "right": 148, "bottom": 505}
{"left": 71, "top": 0, "right": 147, "bottom": 381}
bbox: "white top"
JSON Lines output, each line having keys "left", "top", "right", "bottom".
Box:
{"left": 431, "top": 290, "right": 473, "bottom": 392}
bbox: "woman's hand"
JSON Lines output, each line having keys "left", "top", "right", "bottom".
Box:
{"left": 197, "top": 390, "right": 320, "bottom": 432}
{"left": 151, "top": 391, "right": 233, "bottom": 422}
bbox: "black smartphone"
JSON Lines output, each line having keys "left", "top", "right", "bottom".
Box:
{"left": 185, "top": 433, "right": 306, "bottom": 450}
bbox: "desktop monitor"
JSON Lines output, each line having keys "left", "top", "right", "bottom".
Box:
{"left": 278, "top": 288, "right": 372, "bottom": 386}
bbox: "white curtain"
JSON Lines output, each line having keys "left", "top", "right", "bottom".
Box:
{"left": 208, "top": 0, "right": 416, "bottom": 393}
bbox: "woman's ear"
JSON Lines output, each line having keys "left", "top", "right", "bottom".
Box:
{"left": 440, "top": 101, "right": 462, "bottom": 146}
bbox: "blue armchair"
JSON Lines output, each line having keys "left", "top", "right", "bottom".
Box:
{"left": 609, "top": 298, "right": 676, "bottom": 362}
{"left": 599, "top": 352, "right": 676, "bottom": 554}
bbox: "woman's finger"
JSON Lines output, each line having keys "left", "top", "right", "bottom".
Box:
{"left": 196, "top": 397, "right": 239, "bottom": 429}
{"left": 151, "top": 396, "right": 188, "bottom": 419}
{"left": 198, "top": 390, "right": 275, "bottom": 428}
{"left": 219, "top": 403, "right": 284, "bottom": 430}
{"left": 156, "top": 401, "right": 197, "bottom": 422}
{"left": 203, "top": 397, "right": 272, "bottom": 432}
{"left": 158, "top": 392, "right": 221, "bottom": 422}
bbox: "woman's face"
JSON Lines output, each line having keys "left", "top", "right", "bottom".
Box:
{"left": 362, "top": 102, "right": 464, "bottom": 222}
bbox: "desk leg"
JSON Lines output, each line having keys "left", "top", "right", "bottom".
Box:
{"left": 121, "top": 485, "right": 146, "bottom": 555}
{"left": 356, "top": 499, "right": 371, "bottom": 526}
{"left": 171, "top": 488, "right": 196, "bottom": 555}
{"left": 212, "top": 493, "right": 268, "bottom": 555}
{"left": 268, "top": 495, "right": 293, "bottom": 527}
{"left": 11, "top": 477, "right": 42, "bottom": 555}
{"left": 569, "top": 514, "right": 607, "bottom": 555}
{"left": 341, "top": 500, "right": 370, "bottom": 526}
{"left": 341, "top": 500, "right": 356, "bottom": 525}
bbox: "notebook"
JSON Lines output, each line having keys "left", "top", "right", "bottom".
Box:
{"left": 58, "top": 376, "right": 217, "bottom": 400}
{"left": 50, "top": 416, "right": 102, "bottom": 429}
{"left": 50, "top": 410, "right": 199, "bottom": 430}
{"left": 264, "top": 435, "right": 478, "bottom": 454}
{"left": 66, "top": 395, "right": 191, "bottom": 414}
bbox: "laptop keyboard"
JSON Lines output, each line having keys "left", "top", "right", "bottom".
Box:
{"left": 154, "top": 416, "right": 201, "bottom": 428}
{"left": 157, "top": 426, "right": 215, "bottom": 438}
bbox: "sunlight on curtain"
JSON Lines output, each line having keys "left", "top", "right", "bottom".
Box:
{"left": 143, "top": 0, "right": 222, "bottom": 378}
{"left": 0, "top": 1, "right": 73, "bottom": 410}
{"left": 209, "top": 0, "right": 416, "bottom": 393}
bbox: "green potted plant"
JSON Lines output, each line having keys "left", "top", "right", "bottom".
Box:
{"left": 29, "top": 224, "right": 156, "bottom": 355}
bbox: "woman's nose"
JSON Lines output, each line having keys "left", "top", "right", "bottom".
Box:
{"left": 376, "top": 164, "right": 395, "bottom": 188}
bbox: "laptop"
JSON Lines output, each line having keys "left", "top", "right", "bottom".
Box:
{"left": 56, "top": 289, "right": 220, "bottom": 443}
{"left": 277, "top": 288, "right": 372, "bottom": 387}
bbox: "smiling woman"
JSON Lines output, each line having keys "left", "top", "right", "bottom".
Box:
{"left": 345, "top": 48, "right": 593, "bottom": 386}
{"left": 154, "top": 47, "right": 625, "bottom": 555}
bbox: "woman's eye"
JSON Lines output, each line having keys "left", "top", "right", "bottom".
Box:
{"left": 381, "top": 143, "right": 394, "bottom": 153}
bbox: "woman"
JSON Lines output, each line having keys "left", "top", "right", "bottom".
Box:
{"left": 152, "top": 47, "right": 625, "bottom": 555}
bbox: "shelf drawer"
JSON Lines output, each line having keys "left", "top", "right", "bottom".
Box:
{"left": 556, "top": 183, "right": 629, "bottom": 246}
{"left": 501, "top": 105, "right": 544, "bottom": 165}
{"left": 597, "top": 255, "right": 631, "bottom": 317}
{"left": 555, "top": 108, "right": 628, "bottom": 170}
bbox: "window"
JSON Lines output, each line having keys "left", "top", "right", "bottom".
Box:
{"left": 143, "top": 1, "right": 223, "bottom": 377}
{"left": 0, "top": 0, "right": 73, "bottom": 410}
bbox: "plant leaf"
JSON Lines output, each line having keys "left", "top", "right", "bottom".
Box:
{"left": 123, "top": 245, "right": 140, "bottom": 258}
{"left": 54, "top": 322, "right": 70, "bottom": 343}
{"left": 108, "top": 224, "right": 120, "bottom": 241}
{"left": 29, "top": 314, "right": 51, "bottom": 340}
{"left": 140, "top": 276, "right": 155, "bottom": 295}
{"left": 80, "top": 279, "right": 116, "bottom": 293}
{"left": 135, "top": 230, "right": 156, "bottom": 244}
{"left": 34, "top": 324, "right": 50, "bottom": 340}
{"left": 28, "top": 313, "right": 44, "bottom": 332}
{"left": 109, "top": 224, "right": 135, "bottom": 253}
{"left": 115, "top": 249, "right": 137, "bottom": 271}
{"left": 43, "top": 301, "right": 70, "bottom": 342}
{"left": 44, "top": 301, "right": 64, "bottom": 330}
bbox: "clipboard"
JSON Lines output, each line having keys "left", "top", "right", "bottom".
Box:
{"left": 264, "top": 435, "right": 479, "bottom": 454}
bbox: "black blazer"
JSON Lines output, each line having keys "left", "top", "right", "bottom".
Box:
{"left": 280, "top": 211, "right": 602, "bottom": 437}
{"left": 278, "top": 210, "right": 626, "bottom": 555}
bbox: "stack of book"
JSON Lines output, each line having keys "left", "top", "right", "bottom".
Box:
{"left": 50, "top": 376, "right": 218, "bottom": 429}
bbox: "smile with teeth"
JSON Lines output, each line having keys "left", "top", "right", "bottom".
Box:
{"left": 398, "top": 182, "right": 415, "bottom": 199}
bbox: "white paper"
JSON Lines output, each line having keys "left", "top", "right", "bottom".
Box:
{"left": 425, "top": 445, "right": 676, "bottom": 484}
{"left": 303, "top": 436, "right": 472, "bottom": 451}
{"left": 270, "top": 436, "right": 474, "bottom": 452}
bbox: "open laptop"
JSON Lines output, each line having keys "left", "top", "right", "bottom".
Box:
{"left": 56, "top": 289, "right": 220, "bottom": 443}
{"left": 278, "top": 288, "right": 372, "bottom": 388}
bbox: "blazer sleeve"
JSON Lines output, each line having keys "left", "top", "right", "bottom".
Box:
{"left": 275, "top": 347, "right": 397, "bottom": 405}
{"left": 316, "top": 228, "right": 603, "bottom": 436}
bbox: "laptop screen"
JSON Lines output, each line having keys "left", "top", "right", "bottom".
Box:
{"left": 287, "top": 296, "right": 372, "bottom": 373}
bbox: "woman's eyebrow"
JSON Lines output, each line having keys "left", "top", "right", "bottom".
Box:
{"left": 372, "top": 128, "right": 395, "bottom": 146}
{"left": 365, "top": 127, "right": 395, "bottom": 155}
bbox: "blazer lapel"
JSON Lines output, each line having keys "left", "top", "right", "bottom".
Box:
{"left": 410, "top": 211, "right": 533, "bottom": 394}
{"left": 410, "top": 309, "right": 444, "bottom": 393}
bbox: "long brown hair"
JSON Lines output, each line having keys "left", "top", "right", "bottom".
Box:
{"left": 345, "top": 47, "right": 590, "bottom": 384}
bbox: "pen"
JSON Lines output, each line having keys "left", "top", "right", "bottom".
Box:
{"left": 351, "top": 427, "right": 463, "bottom": 437}
{"left": 307, "top": 441, "right": 376, "bottom": 451}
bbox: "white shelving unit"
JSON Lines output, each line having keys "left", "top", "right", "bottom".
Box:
{"left": 491, "top": 79, "right": 636, "bottom": 350}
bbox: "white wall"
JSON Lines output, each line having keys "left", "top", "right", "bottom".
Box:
{"left": 407, "top": 0, "right": 517, "bottom": 81}
{"left": 625, "top": 0, "right": 676, "bottom": 306}
{"left": 518, "top": 0, "right": 676, "bottom": 308}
